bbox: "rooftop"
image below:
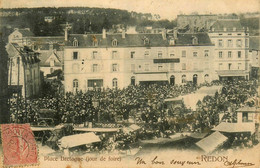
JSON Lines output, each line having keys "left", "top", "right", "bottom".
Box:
{"left": 66, "top": 32, "right": 213, "bottom": 48}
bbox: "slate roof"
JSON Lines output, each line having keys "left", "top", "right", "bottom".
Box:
{"left": 18, "top": 29, "right": 34, "bottom": 37}
{"left": 249, "top": 36, "right": 260, "bottom": 50}
{"left": 211, "top": 20, "right": 243, "bottom": 31}
{"left": 66, "top": 32, "right": 213, "bottom": 47}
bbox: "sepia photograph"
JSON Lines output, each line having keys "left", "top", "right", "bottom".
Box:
{"left": 0, "top": 0, "right": 259, "bottom": 167}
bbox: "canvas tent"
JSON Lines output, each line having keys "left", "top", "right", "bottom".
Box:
{"left": 59, "top": 132, "right": 100, "bottom": 148}
{"left": 196, "top": 131, "right": 228, "bottom": 153}
{"left": 212, "top": 122, "right": 255, "bottom": 133}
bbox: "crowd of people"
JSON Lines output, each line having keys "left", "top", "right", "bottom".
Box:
{"left": 9, "top": 79, "right": 258, "bottom": 153}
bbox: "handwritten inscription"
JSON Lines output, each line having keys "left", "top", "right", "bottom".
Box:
{"left": 135, "top": 156, "right": 201, "bottom": 166}
{"left": 224, "top": 159, "right": 255, "bottom": 168}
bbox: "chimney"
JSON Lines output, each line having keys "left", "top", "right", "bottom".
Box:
{"left": 223, "top": 27, "right": 227, "bottom": 31}
{"left": 102, "top": 28, "right": 106, "bottom": 39}
{"left": 64, "top": 28, "right": 68, "bottom": 41}
{"left": 122, "top": 29, "right": 126, "bottom": 39}
{"left": 246, "top": 27, "right": 249, "bottom": 32}
{"left": 173, "top": 28, "right": 178, "bottom": 39}
{"left": 233, "top": 27, "right": 236, "bottom": 31}
{"left": 212, "top": 28, "right": 215, "bottom": 32}
{"left": 162, "top": 29, "right": 166, "bottom": 40}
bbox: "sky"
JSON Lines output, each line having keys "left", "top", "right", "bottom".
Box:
{"left": 1, "top": 0, "right": 259, "bottom": 19}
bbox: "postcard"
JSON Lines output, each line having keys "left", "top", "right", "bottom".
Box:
{"left": 0, "top": 0, "right": 259, "bottom": 167}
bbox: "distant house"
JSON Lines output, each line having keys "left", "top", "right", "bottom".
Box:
{"left": 8, "top": 28, "right": 34, "bottom": 46}
{"left": 6, "top": 43, "right": 41, "bottom": 98}
{"left": 39, "top": 50, "right": 63, "bottom": 76}
{"left": 44, "top": 16, "right": 55, "bottom": 23}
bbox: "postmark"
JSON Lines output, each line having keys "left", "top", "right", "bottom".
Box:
{"left": 1, "top": 124, "right": 38, "bottom": 167}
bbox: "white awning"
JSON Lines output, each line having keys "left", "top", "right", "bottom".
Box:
{"left": 59, "top": 132, "right": 100, "bottom": 148}
{"left": 136, "top": 73, "right": 168, "bottom": 81}
{"left": 196, "top": 131, "right": 228, "bottom": 153}
{"left": 74, "top": 127, "right": 119, "bottom": 132}
{"left": 212, "top": 122, "right": 255, "bottom": 133}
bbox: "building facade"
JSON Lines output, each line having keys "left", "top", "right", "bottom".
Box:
{"left": 208, "top": 19, "right": 250, "bottom": 80}
{"left": 6, "top": 43, "right": 41, "bottom": 98}
{"left": 64, "top": 29, "right": 216, "bottom": 92}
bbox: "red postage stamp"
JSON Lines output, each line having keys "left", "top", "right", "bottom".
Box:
{"left": 1, "top": 124, "right": 38, "bottom": 166}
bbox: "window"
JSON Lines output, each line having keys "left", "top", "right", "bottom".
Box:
{"left": 218, "top": 34, "right": 223, "bottom": 36}
{"left": 218, "top": 39, "right": 223, "bottom": 47}
{"left": 192, "top": 37, "right": 198, "bottom": 45}
{"left": 93, "top": 64, "right": 98, "bottom": 72}
{"left": 227, "top": 39, "right": 232, "bottom": 47}
{"left": 112, "top": 64, "right": 118, "bottom": 72}
{"left": 112, "top": 51, "right": 118, "bottom": 59}
{"left": 145, "top": 64, "right": 149, "bottom": 71}
{"left": 144, "top": 38, "right": 149, "bottom": 45}
{"left": 92, "top": 51, "right": 98, "bottom": 59}
{"left": 228, "top": 33, "right": 232, "bottom": 35}
{"left": 169, "top": 38, "right": 175, "bottom": 45}
{"left": 73, "top": 52, "right": 78, "bottom": 60}
{"left": 238, "top": 51, "right": 241, "bottom": 58}
{"left": 219, "top": 51, "right": 223, "bottom": 58}
{"left": 73, "top": 79, "right": 79, "bottom": 89}
{"left": 170, "top": 51, "right": 175, "bottom": 57}
{"left": 158, "top": 64, "right": 163, "bottom": 71}
{"left": 219, "top": 63, "right": 223, "bottom": 70}
{"left": 112, "top": 78, "right": 118, "bottom": 88}
{"left": 158, "top": 51, "right": 162, "bottom": 58}
{"left": 228, "top": 63, "right": 232, "bottom": 70}
{"left": 204, "top": 74, "right": 209, "bottom": 82}
{"left": 73, "top": 38, "right": 78, "bottom": 47}
{"left": 182, "top": 75, "right": 186, "bottom": 83}
{"left": 236, "top": 39, "right": 242, "bottom": 47}
{"left": 130, "top": 51, "right": 135, "bottom": 59}
{"left": 131, "top": 64, "right": 135, "bottom": 72}
{"left": 112, "top": 39, "right": 117, "bottom": 46}
{"left": 242, "top": 112, "right": 253, "bottom": 122}
{"left": 144, "top": 51, "right": 149, "bottom": 57}
{"left": 204, "top": 50, "right": 209, "bottom": 57}
{"left": 170, "top": 63, "right": 174, "bottom": 70}
{"left": 193, "top": 51, "right": 198, "bottom": 57}
{"left": 182, "top": 63, "right": 186, "bottom": 70}
{"left": 238, "top": 63, "right": 242, "bottom": 70}
{"left": 228, "top": 51, "right": 232, "bottom": 58}
{"left": 182, "top": 50, "right": 186, "bottom": 57}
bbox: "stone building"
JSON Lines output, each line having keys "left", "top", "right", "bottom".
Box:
{"left": 208, "top": 19, "right": 250, "bottom": 80}
{"left": 63, "top": 29, "right": 216, "bottom": 93}
{"left": 6, "top": 43, "right": 41, "bottom": 98}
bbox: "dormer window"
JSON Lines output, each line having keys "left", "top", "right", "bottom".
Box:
{"left": 144, "top": 37, "right": 149, "bottom": 45}
{"left": 192, "top": 36, "right": 198, "bottom": 45}
{"left": 169, "top": 38, "right": 175, "bottom": 45}
{"left": 92, "top": 35, "right": 98, "bottom": 46}
{"left": 112, "top": 39, "right": 118, "bottom": 46}
{"left": 73, "top": 38, "right": 78, "bottom": 47}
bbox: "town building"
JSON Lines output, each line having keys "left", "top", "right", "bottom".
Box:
{"left": 249, "top": 36, "right": 259, "bottom": 79}
{"left": 63, "top": 29, "right": 216, "bottom": 93}
{"left": 8, "top": 28, "right": 65, "bottom": 77}
{"left": 6, "top": 43, "right": 41, "bottom": 98}
{"left": 208, "top": 19, "right": 250, "bottom": 80}
{"left": 177, "top": 14, "right": 218, "bottom": 32}
{"left": 8, "top": 28, "right": 34, "bottom": 46}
